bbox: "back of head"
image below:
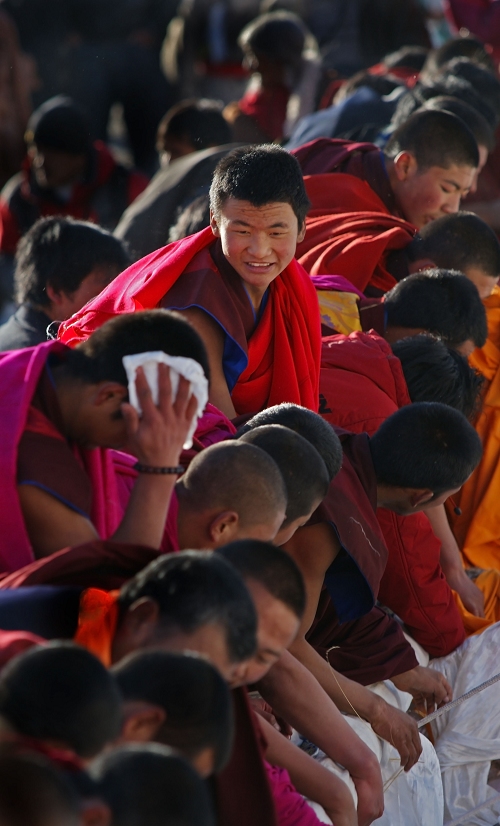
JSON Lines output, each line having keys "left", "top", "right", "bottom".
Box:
{"left": 422, "top": 36, "right": 496, "bottom": 80}
{"left": 157, "top": 99, "right": 232, "bottom": 154}
{"left": 384, "top": 268, "right": 487, "bottom": 349}
{"left": 391, "top": 78, "right": 497, "bottom": 132}
{"left": 384, "top": 108, "right": 479, "bottom": 171}
{"left": 407, "top": 212, "right": 500, "bottom": 279}
{"left": 26, "top": 94, "right": 92, "bottom": 154}
{"left": 217, "top": 539, "right": 306, "bottom": 620}
{"left": 177, "top": 441, "right": 287, "bottom": 530}
{"left": 237, "top": 424, "right": 329, "bottom": 523}
{"left": 65, "top": 309, "right": 210, "bottom": 384}
{"left": 370, "top": 402, "right": 482, "bottom": 495}
{"left": 391, "top": 334, "right": 484, "bottom": 419}
{"left": 239, "top": 403, "right": 343, "bottom": 482}
{"left": 420, "top": 97, "right": 494, "bottom": 153}
{"left": 118, "top": 551, "right": 257, "bottom": 664}
{"left": 14, "top": 216, "right": 130, "bottom": 307}
{"left": 383, "top": 45, "right": 429, "bottom": 73}
{"left": 0, "top": 754, "right": 79, "bottom": 826}
{"left": 113, "top": 651, "right": 233, "bottom": 773}
{"left": 92, "top": 743, "right": 215, "bottom": 826}
{"left": 436, "top": 57, "right": 500, "bottom": 123}
{"left": 238, "top": 11, "right": 307, "bottom": 67}
{"left": 0, "top": 642, "right": 122, "bottom": 759}
{"left": 209, "top": 145, "right": 311, "bottom": 229}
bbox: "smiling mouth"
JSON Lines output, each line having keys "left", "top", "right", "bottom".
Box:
{"left": 245, "top": 262, "right": 275, "bottom": 269}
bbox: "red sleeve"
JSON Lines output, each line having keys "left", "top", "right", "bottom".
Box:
{"left": 126, "top": 170, "right": 149, "bottom": 205}
{"left": 446, "top": 0, "right": 500, "bottom": 42}
{"left": 0, "top": 197, "right": 21, "bottom": 255}
{"left": 377, "top": 509, "right": 466, "bottom": 657}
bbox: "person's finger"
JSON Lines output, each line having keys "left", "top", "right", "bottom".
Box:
{"left": 157, "top": 364, "right": 173, "bottom": 414}
{"left": 172, "top": 374, "right": 192, "bottom": 416}
{"left": 134, "top": 366, "right": 157, "bottom": 420}
{"left": 184, "top": 392, "right": 198, "bottom": 425}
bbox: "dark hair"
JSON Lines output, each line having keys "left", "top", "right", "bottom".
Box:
{"left": 237, "top": 424, "right": 329, "bottom": 524}
{"left": 420, "top": 97, "right": 494, "bottom": 153}
{"left": 25, "top": 95, "right": 92, "bottom": 154}
{"left": 118, "top": 551, "right": 257, "bottom": 664}
{"left": 0, "top": 642, "right": 122, "bottom": 759}
{"left": 407, "top": 212, "right": 500, "bottom": 278}
{"left": 384, "top": 269, "right": 487, "bottom": 349}
{"left": 436, "top": 57, "right": 500, "bottom": 122}
{"left": 391, "top": 334, "right": 484, "bottom": 419}
{"left": 383, "top": 45, "right": 429, "bottom": 72}
{"left": 0, "top": 754, "right": 80, "bottom": 826}
{"left": 385, "top": 109, "right": 479, "bottom": 171}
{"left": 168, "top": 194, "right": 211, "bottom": 243}
{"left": 209, "top": 145, "right": 311, "bottom": 229}
{"left": 14, "top": 216, "right": 130, "bottom": 306}
{"left": 238, "top": 11, "right": 307, "bottom": 67}
{"left": 177, "top": 441, "right": 287, "bottom": 529}
{"left": 391, "top": 79, "right": 497, "bottom": 132}
{"left": 422, "top": 36, "right": 496, "bottom": 78}
{"left": 113, "top": 651, "right": 233, "bottom": 773}
{"left": 239, "top": 403, "right": 343, "bottom": 482}
{"left": 64, "top": 309, "right": 210, "bottom": 384}
{"left": 157, "top": 99, "right": 232, "bottom": 153}
{"left": 92, "top": 744, "right": 215, "bottom": 826}
{"left": 217, "top": 539, "right": 306, "bottom": 619}
{"left": 370, "top": 401, "right": 482, "bottom": 494}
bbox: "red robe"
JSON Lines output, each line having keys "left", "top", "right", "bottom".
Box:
{"left": 57, "top": 226, "right": 322, "bottom": 415}
{"left": 319, "top": 331, "right": 466, "bottom": 657}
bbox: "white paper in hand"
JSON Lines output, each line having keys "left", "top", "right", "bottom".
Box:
{"left": 122, "top": 351, "right": 208, "bottom": 450}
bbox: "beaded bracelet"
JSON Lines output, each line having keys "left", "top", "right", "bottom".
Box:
{"left": 134, "top": 463, "right": 184, "bottom": 475}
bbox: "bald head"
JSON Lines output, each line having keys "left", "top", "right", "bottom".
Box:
{"left": 177, "top": 441, "right": 287, "bottom": 531}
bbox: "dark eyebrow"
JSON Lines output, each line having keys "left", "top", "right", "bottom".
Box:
{"left": 228, "top": 219, "right": 290, "bottom": 229}
{"left": 443, "top": 179, "right": 463, "bottom": 191}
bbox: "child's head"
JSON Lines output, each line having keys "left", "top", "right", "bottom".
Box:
{"left": 114, "top": 651, "right": 233, "bottom": 778}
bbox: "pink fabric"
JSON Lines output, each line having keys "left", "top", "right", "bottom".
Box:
{"left": 310, "top": 274, "right": 366, "bottom": 299}
{"left": 265, "top": 762, "right": 324, "bottom": 826}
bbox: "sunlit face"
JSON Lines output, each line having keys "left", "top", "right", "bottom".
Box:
{"left": 153, "top": 622, "right": 245, "bottom": 686}
{"left": 392, "top": 155, "right": 476, "bottom": 229}
{"left": 49, "top": 263, "right": 121, "bottom": 320}
{"left": 210, "top": 199, "right": 305, "bottom": 308}
{"left": 238, "top": 579, "right": 299, "bottom": 686}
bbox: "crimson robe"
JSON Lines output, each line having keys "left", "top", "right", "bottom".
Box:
{"left": 319, "top": 331, "right": 466, "bottom": 657}
{"left": 57, "top": 226, "right": 321, "bottom": 415}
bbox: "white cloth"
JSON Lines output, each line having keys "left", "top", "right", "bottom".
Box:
{"left": 122, "top": 351, "right": 208, "bottom": 450}
{"left": 430, "top": 622, "right": 500, "bottom": 826}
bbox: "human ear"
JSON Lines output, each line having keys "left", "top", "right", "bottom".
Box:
{"left": 297, "top": 222, "right": 307, "bottom": 244}
{"left": 45, "top": 283, "right": 64, "bottom": 307}
{"left": 210, "top": 210, "right": 221, "bottom": 237}
{"left": 121, "top": 598, "right": 161, "bottom": 647}
{"left": 393, "top": 151, "right": 417, "bottom": 181}
{"left": 121, "top": 706, "right": 166, "bottom": 743}
{"left": 408, "top": 489, "right": 434, "bottom": 509}
{"left": 93, "top": 382, "right": 128, "bottom": 408}
{"left": 209, "top": 511, "right": 239, "bottom": 545}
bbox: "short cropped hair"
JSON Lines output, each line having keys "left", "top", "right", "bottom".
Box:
{"left": 422, "top": 36, "right": 496, "bottom": 79}
{"left": 210, "top": 145, "right": 311, "bottom": 229}
{"left": 420, "top": 97, "right": 494, "bottom": 153}
{"left": 114, "top": 651, "right": 233, "bottom": 773}
{"left": 240, "top": 403, "right": 343, "bottom": 482}
{"left": 407, "top": 212, "right": 500, "bottom": 278}
{"left": 63, "top": 309, "right": 210, "bottom": 384}
{"left": 14, "top": 216, "right": 130, "bottom": 306}
{"left": 436, "top": 58, "right": 500, "bottom": 122}
{"left": 238, "top": 11, "right": 306, "bottom": 67}
{"left": 391, "top": 334, "right": 484, "bottom": 419}
{"left": 0, "top": 754, "right": 80, "bottom": 826}
{"left": 391, "top": 78, "right": 497, "bottom": 131}
{"left": 0, "top": 642, "right": 122, "bottom": 758}
{"left": 384, "top": 269, "right": 487, "bottom": 349}
{"left": 157, "top": 99, "right": 232, "bottom": 154}
{"left": 384, "top": 109, "right": 479, "bottom": 171}
{"left": 370, "top": 402, "right": 482, "bottom": 494}
{"left": 218, "top": 539, "right": 306, "bottom": 620}
{"left": 237, "top": 424, "right": 329, "bottom": 523}
{"left": 118, "top": 551, "right": 257, "bottom": 664}
{"left": 92, "top": 744, "right": 215, "bottom": 826}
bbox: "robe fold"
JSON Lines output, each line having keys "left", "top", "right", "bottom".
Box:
{"left": 296, "top": 174, "right": 415, "bottom": 294}
{"left": 319, "top": 331, "right": 466, "bottom": 657}
{"left": 57, "top": 226, "right": 322, "bottom": 415}
{"left": 449, "top": 286, "right": 500, "bottom": 569}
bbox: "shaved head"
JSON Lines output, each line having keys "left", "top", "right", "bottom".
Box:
{"left": 177, "top": 441, "right": 287, "bottom": 529}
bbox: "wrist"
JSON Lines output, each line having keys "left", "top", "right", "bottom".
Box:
{"left": 134, "top": 462, "right": 184, "bottom": 475}
{"left": 365, "top": 693, "right": 387, "bottom": 728}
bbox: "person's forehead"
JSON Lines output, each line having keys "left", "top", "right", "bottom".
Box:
{"left": 418, "top": 163, "right": 475, "bottom": 185}
{"left": 219, "top": 198, "right": 297, "bottom": 226}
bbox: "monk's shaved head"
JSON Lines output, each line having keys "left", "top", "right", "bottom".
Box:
{"left": 237, "top": 424, "right": 329, "bottom": 524}
{"left": 385, "top": 109, "right": 479, "bottom": 171}
{"left": 177, "top": 441, "right": 287, "bottom": 528}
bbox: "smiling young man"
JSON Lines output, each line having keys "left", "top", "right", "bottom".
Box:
{"left": 58, "top": 145, "right": 321, "bottom": 419}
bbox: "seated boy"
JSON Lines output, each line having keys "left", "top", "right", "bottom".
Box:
{"left": 0, "top": 216, "right": 129, "bottom": 352}
{"left": 58, "top": 145, "right": 322, "bottom": 418}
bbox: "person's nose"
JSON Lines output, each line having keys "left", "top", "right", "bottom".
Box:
{"left": 247, "top": 232, "right": 271, "bottom": 259}
{"left": 442, "top": 192, "right": 461, "bottom": 214}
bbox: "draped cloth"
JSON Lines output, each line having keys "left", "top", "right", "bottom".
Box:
{"left": 57, "top": 226, "right": 322, "bottom": 415}
{"left": 449, "top": 286, "right": 500, "bottom": 570}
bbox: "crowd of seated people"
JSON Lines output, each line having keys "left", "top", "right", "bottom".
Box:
{"left": 4, "top": 5, "right": 500, "bottom": 826}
